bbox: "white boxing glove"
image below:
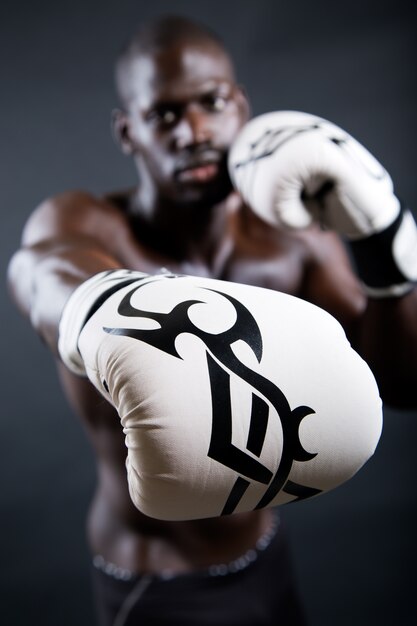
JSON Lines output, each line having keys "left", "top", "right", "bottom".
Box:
{"left": 229, "top": 111, "right": 417, "bottom": 297}
{"left": 59, "top": 270, "right": 382, "bottom": 521}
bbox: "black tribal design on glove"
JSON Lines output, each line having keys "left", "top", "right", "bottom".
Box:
{"left": 104, "top": 275, "right": 321, "bottom": 514}
{"left": 232, "top": 121, "right": 385, "bottom": 181}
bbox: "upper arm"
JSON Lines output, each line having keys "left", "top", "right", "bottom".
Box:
{"left": 13, "top": 189, "right": 127, "bottom": 290}
{"left": 8, "top": 190, "right": 124, "bottom": 350}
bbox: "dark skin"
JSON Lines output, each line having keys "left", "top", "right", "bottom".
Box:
{"left": 7, "top": 36, "right": 417, "bottom": 575}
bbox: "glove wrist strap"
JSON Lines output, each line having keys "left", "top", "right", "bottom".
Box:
{"left": 348, "top": 205, "right": 417, "bottom": 298}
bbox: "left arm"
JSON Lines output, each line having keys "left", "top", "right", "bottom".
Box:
{"left": 301, "top": 227, "right": 417, "bottom": 408}
{"left": 353, "top": 290, "right": 417, "bottom": 408}
{"left": 229, "top": 111, "right": 417, "bottom": 408}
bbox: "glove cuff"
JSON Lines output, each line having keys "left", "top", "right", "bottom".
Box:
{"left": 58, "top": 270, "right": 147, "bottom": 375}
{"left": 349, "top": 205, "right": 417, "bottom": 298}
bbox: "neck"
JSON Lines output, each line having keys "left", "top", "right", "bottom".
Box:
{"left": 127, "top": 186, "right": 238, "bottom": 273}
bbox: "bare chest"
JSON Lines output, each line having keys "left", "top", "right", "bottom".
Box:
{"left": 116, "top": 226, "right": 307, "bottom": 298}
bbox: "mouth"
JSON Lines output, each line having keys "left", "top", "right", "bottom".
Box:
{"left": 175, "top": 151, "right": 224, "bottom": 184}
{"left": 176, "top": 162, "right": 220, "bottom": 183}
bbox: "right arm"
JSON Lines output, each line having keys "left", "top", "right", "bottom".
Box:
{"left": 7, "top": 191, "right": 124, "bottom": 354}
{"left": 8, "top": 190, "right": 383, "bottom": 521}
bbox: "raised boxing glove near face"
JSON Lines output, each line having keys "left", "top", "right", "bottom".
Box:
{"left": 228, "top": 111, "right": 417, "bottom": 296}
{"left": 59, "top": 271, "right": 382, "bottom": 520}
{"left": 228, "top": 110, "right": 400, "bottom": 236}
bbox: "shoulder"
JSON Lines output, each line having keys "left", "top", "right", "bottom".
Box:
{"left": 233, "top": 207, "right": 349, "bottom": 270}
{"left": 293, "top": 225, "right": 367, "bottom": 325}
{"left": 292, "top": 223, "right": 352, "bottom": 264}
{"left": 21, "top": 189, "right": 128, "bottom": 247}
{"left": 233, "top": 209, "right": 366, "bottom": 328}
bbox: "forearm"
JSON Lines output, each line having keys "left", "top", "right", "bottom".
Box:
{"left": 348, "top": 208, "right": 417, "bottom": 407}
{"left": 356, "top": 289, "right": 417, "bottom": 408}
{"left": 7, "top": 239, "right": 121, "bottom": 354}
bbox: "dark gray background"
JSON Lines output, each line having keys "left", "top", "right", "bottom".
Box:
{"left": 1, "top": 1, "right": 416, "bottom": 624}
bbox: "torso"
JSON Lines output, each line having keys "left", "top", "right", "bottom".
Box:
{"left": 53, "top": 188, "right": 364, "bottom": 575}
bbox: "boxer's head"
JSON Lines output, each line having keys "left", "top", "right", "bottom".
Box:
{"left": 112, "top": 16, "right": 249, "bottom": 207}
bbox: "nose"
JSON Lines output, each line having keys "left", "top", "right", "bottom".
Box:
{"left": 173, "top": 104, "right": 211, "bottom": 150}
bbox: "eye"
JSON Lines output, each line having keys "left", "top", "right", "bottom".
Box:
{"left": 212, "top": 95, "right": 227, "bottom": 112}
{"left": 147, "top": 106, "right": 179, "bottom": 127}
{"left": 159, "top": 109, "right": 177, "bottom": 125}
{"left": 202, "top": 93, "right": 228, "bottom": 113}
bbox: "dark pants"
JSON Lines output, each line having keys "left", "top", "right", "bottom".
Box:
{"left": 91, "top": 515, "right": 307, "bottom": 626}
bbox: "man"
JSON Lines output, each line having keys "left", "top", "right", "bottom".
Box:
{"left": 7, "top": 14, "right": 417, "bottom": 626}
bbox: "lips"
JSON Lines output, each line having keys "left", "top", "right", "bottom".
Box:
{"left": 176, "top": 162, "right": 220, "bottom": 183}
{"left": 175, "top": 151, "right": 224, "bottom": 184}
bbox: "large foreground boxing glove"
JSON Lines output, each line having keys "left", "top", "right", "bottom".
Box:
{"left": 229, "top": 111, "right": 417, "bottom": 297}
{"left": 59, "top": 270, "right": 382, "bottom": 520}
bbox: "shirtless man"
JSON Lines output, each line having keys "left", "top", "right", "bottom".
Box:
{"left": 7, "top": 15, "right": 417, "bottom": 626}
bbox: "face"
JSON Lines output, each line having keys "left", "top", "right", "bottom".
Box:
{"left": 116, "top": 40, "right": 249, "bottom": 207}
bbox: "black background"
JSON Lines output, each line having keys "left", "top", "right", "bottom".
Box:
{"left": 1, "top": 1, "right": 416, "bottom": 624}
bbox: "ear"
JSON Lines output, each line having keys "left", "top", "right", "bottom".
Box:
{"left": 235, "top": 84, "right": 251, "bottom": 124}
{"left": 111, "top": 108, "right": 134, "bottom": 155}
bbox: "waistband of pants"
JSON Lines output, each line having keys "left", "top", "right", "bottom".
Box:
{"left": 93, "top": 509, "right": 281, "bottom": 582}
